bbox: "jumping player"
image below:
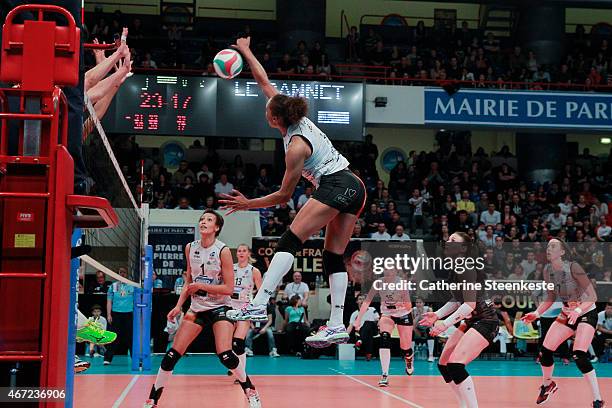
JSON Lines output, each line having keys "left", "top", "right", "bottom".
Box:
{"left": 220, "top": 36, "right": 367, "bottom": 347}
{"left": 354, "top": 268, "right": 414, "bottom": 387}
{"left": 420, "top": 232, "right": 498, "bottom": 408}
{"left": 229, "top": 244, "right": 262, "bottom": 381}
{"left": 144, "top": 210, "right": 261, "bottom": 408}
{"left": 522, "top": 238, "right": 604, "bottom": 407}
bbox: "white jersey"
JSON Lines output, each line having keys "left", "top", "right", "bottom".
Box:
{"left": 284, "top": 117, "right": 349, "bottom": 188}
{"left": 231, "top": 263, "right": 255, "bottom": 309}
{"left": 188, "top": 239, "right": 231, "bottom": 312}
{"left": 378, "top": 277, "right": 411, "bottom": 317}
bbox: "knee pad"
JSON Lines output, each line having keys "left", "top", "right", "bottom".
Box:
{"left": 438, "top": 364, "right": 453, "bottom": 383}
{"left": 573, "top": 350, "right": 593, "bottom": 374}
{"left": 276, "top": 229, "right": 303, "bottom": 255}
{"left": 446, "top": 362, "right": 469, "bottom": 384}
{"left": 218, "top": 350, "right": 240, "bottom": 370}
{"left": 322, "top": 250, "right": 345, "bottom": 279}
{"left": 161, "top": 348, "right": 182, "bottom": 371}
{"left": 538, "top": 347, "right": 554, "bottom": 367}
{"left": 380, "top": 331, "right": 392, "bottom": 349}
{"left": 232, "top": 337, "right": 246, "bottom": 355}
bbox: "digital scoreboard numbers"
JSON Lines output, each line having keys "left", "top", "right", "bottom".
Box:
{"left": 107, "top": 75, "right": 216, "bottom": 136}
{"left": 216, "top": 79, "right": 364, "bottom": 140}
{"left": 104, "top": 76, "right": 363, "bottom": 140}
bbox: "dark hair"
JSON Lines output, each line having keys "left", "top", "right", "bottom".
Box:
{"left": 268, "top": 94, "right": 308, "bottom": 127}
{"left": 289, "top": 295, "right": 301, "bottom": 307}
{"left": 201, "top": 209, "right": 224, "bottom": 236}
{"left": 91, "top": 304, "right": 102, "bottom": 312}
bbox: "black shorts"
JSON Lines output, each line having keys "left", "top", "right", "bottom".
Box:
{"left": 390, "top": 313, "right": 414, "bottom": 326}
{"left": 188, "top": 306, "right": 232, "bottom": 327}
{"left": 461, "top": 318, "right": 499, "bottom": 345}
{"left": 556, "top": 308, "right": 598, "bottom": 332}
{"left": 312, "top": 169, "right": 366, "bottom": 216}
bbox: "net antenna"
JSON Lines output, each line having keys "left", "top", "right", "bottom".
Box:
{"left": 81, "top": 94, "right": 145, "bottom": 288}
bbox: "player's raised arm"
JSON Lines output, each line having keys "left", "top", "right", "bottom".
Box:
{"left": 232, "top": 36, "right": 278, "bottom": 99}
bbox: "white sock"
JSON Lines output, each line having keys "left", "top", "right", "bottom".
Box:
{"left": 380, "top": 348, "right": 391, "bottom": 375}
{"left": 237, "top": 352, "right": 247, "bottom": 373}
{"left": 154, "top": 367, "right": 172, "bottom": 390}
{"left": 588, "top": 345, "right": 596, "bottom": 357}
{"left": 584, "top": 370, "right": 602, "bottom": 401}
{"left": 542, "top": 364, "right": 554, "bottom": 386}
{"left": 412, "top": 341, "right": 416, "bottom": 351}
{"left": 252, "top": 252, "right": 295, "bottom": 305}
{"left": 457, "top": 376, "right": 478, "bottom": 408}
{"left": 427, "top": 339, "right": 435, "bottom": 357}
{"left": 328, "top": 272, "right": 348, "bottom": 327}
{"left": 77, "top": 310, "right": 88, "bottom": 330}
{"left": 449, "top": 382, "right": 466, "bottom": 408}
{"left": 500, "top": 340, "right": 507, "bottom": 354}
{"left": 231, "top": 356, "right": 247, "bottom": 383}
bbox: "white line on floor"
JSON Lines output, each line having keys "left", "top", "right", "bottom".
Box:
{"left": 329, "top": 368, "right": 425, "bottom": 408}
{"left": 112, "top": 375, "right": 140, "bottom": 408}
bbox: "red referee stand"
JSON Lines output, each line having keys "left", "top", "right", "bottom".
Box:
{"left": 0, "top": 5, "right": 117, "bottom": 407}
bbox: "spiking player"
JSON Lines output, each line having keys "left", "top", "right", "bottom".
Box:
{"left": 220, "top": 36, "right": 367, "bottom": 348}
{"left": 144, "top": 211, "right": 261, "bottom": 408}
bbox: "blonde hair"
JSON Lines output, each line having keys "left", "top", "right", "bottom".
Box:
{"left": 237, "top": 243, "right": 256, "bottom": 264}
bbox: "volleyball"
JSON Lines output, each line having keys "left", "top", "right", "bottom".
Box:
{"left": 213, "top": 49, "right": 243, "bottom": 79}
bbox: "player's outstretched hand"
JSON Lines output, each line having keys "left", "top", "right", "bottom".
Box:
{"left": 167, "top": 307, "right": 181, "bottom": 323}
{"left": 419, "top": 311, "right": 439, "bottom": 327}
{"left": 232, "top": 36, "right": 251, "bottom": 54}
{"left": 219, "top": 189, "right": 250, "bottom": 215}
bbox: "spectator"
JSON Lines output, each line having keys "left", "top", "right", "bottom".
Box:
{"left": 408, "top": 189, "right": 427, "bottom": 233}
{"left": 171, "top": 160, "right": 195, "bottom": 186}
{"left": 214, "top": 174, "right": 234, "bottom": 198}
{"left": 596, "top": 216, "right": 611, "bottom": 242}
{"left": 391, "top": 224, "right": 411, "bottom": 241}
{"left": 348, "top": 294, "right": 379, "bottom": 360}
{"left": 174, "top": 197, "right": 194, "bottom": 210}
{"left": 284, "top": 272, "right": 310, "bottom": 306}
{"left": 152, "top": 271, "right": 163, "bottom": 288}
{"left": 245, "top": 297, "right": 280, "bottom": 357}
{"left": 255, "top": 167, "right": 273, "bottom": 197}
{"left": 89, "top": 270, "right": 110, "bottom": 294}
{"left": 173, "top": 271, "right": 187, "bottom": 294}
{"left": 481, "top": 203, "right": 501, "bottom": 226}
{"left": 457, "top": 190, "right": 477, "bottom": 224}
{"left": 104, "top": 267, "right": 134, "bottom": 365}
{"left": 594, "top": 301, "right": 612, "bottom": 359}
{"left": 263, "top": 217, "right": 284, "bottom": 236}
{"left": 371, "top": 223, "right": 391, "bottom": 240}
{"left": 86, "top": 304, "right": 108, "bottom": 358}
{"left": 546, "top": 206, "right": 567, "bottom": 234}
{"left": 479, "top": 225, "right": 496, "bottom": 248}
{"left": 281, "top": 295, "right": 309, "bottom": 356}
{"left": 352, "top": 222, "right": 365, "bottom": 238}
{"left": 276, "top": 53, "right": 295, "bottom": 76}
{"left": 296, "top": 186, "right": 313, "bottom": 209}
{"left": 346, "top": 25, "right": 360, "bottom": 62}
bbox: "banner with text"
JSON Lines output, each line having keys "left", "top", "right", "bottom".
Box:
{"left": 149, "top": 226, "right": 195, "bottom": 288}
{"left": 424, "top": 88, "right": 612, "bottom": 130}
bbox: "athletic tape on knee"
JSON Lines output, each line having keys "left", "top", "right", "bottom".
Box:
{"left": 572, "top": 350, "right": 593, "bottom": 374}
{"left": 276, "top": 229, "right": 303, "bottom": 255}
{"left": 380, "top": 331, "right": 392, "bottom": 349}
{"left": 447, "top": 362, "right": 469, "bottom": 384}
{"left": 218, "top": 350, "right": 239, "bottom": 370}
{"left": 322, "top": 250, "right": 345, "bottom": 278}
{"left": 438, "top": 364, "right": 453, "bottom": 383}
{"left": 160, "top": 348, "right": 182, "bottom": 371}
{"left": 232, "top": 337, "right": 246, "bottom": 355}
{"left": 539, "top": 347, "right": 554, "bottom": 367}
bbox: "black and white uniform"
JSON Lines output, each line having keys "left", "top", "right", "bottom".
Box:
{"left": 285, "top": 117, "right": 366, "bottom": 215}
{"left": 378, "top": 277, "right": 413, "bottom": 326}
{"left": 231, "top": 263, "right": 255, "bottom": 310}
{"left": 548, "top": 261, "right": 597, "bottom": 330}
{"left": 449, "top": 269, "right": 498, "bottom": 344}
{"left": 188, "top": 239, "right": 232, "bottom": 326}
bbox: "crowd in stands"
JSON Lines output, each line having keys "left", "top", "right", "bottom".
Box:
{"left": 84, "top": 10, "right": 612, "bottom": 89}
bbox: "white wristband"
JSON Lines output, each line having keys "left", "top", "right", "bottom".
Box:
{"left": 121, "top": 35, "right": 127, "bottom": 42}
{"left": 574, "top": 307, "right": 582, "bottom": 315}
{"left": 534, "top": 310, "right": 540, "bottom": 319}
